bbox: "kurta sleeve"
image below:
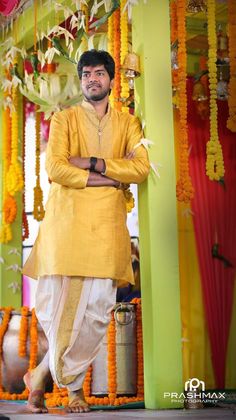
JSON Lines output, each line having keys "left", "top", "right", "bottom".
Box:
{"left": 46, "top": 111, "right": 89, "bottom": 188}
{"left": 104, "top": 116, "right": 150, "bottom": 184}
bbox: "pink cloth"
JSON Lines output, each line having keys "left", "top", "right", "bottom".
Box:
{"left": 0, "top": 0, "right": 19, "bottom": 16}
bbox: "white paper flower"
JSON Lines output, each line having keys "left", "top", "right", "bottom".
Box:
{"left": 8, "top": 281, "right": 20, "bottom": 293}
{"left": 8, "top": 248, "right": 21, "bottom": 256}
{"left": 133, "top": 138, "right": 154, "bottom": 150}
{"left": 45, "top": 47, "right": 61, "bottom": 64}
{"left": 48, "top": 26, "right": 74, "bottom": 47}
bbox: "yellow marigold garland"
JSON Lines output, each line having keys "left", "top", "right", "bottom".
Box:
{"left": 6, "top": 85, "right": 24, "bottom": 196}
{"left": 33, "top": 107, "right": 45, "bottom": 221}
{"left": 0, "top": 89, "right": 13, "bottom": 243}
{"left": 120, "top": 0, "right": 130, "bottom": 113}
{"left": 18, "top": 306, "right": 29, "bottom": 358}
{"left": 108, "top": 13, "right": 115, "bottom": 108}
{"left": 176, "top": 0, "right": 194, "bottom": 202}
{"left": 113, "top": 8, "right": 122, "bottom": 111}
{"left": 206, "top": 0, "right": 225, "bottom": 181}
{"left": 22, "top": 99, "right": 29, "bottom": 240}
{"left": 227, "top": 0, "right": 236, "bottom": 132}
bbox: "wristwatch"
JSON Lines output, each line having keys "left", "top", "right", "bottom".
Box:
{"left": 90, "top": 156, "right": 97, "bottom": 172}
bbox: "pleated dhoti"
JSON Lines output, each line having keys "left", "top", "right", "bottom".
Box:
{"left": 35, "top": 276, "right": 117, "bottom": 391}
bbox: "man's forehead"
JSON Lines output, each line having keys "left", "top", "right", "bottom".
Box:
{"left": 82, "top": 65, "right": 106, "bottom": 72}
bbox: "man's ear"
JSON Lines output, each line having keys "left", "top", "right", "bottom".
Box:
{"left": 110, "top": 79, "right": 114, "bottom": 89}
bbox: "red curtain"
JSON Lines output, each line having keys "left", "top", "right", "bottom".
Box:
{"left": 0, "top": 0, "right": 19, "bottom": 16}
{"left": 187, "top": 78, "right": 236, "bottom": 388}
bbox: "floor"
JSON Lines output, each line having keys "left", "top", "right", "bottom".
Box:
{"left": 0, "top": 402, "right": 236, "bottom": 420}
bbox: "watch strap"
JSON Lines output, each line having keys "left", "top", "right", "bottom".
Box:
{"left": 90, "top": 156, "right": 97, "bottom": 172}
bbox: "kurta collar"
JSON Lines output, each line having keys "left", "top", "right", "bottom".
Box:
{"left": 81, "top": 99, "right": 111, "bottom": 120}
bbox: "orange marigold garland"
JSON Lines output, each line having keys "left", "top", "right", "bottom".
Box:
{"left": 18, "top": 306, "right": 29, "bottom": 358}
{"left": 227, "top": 0, "right": 236, "bottom": 132}
{"left": 28, "top": 308, "right": 38, "bottom": 370}
{"left": 176, "top": 0, "right": 194, "bottom": 202}
{"left": 33, "top": 106, "right": 45, "bottom": 221}
{"left": 206, "top": 0, "right": 224, "bottom": 181}
{"left": 107, "top": 311, "right": 117, "bottom": 404}
{"left": 131, "top": 298, "right": 144, "bottom": 397}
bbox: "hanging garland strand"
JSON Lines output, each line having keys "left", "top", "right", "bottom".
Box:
{"left": 33, "top": 106, "right": 45, "bottom": 221}
{"left": 18, "top": 306, "right": 29, "bottom": 358}
{"left": 22, "top": 98, "right": 29, "bottom": 240}
{"left": 206, "top": 0, "right": 225, "bottom": 181}
{"left": 0, "top": 85, "right": 13, "bottom": 243}
{"left": 5, "top": 70, "right": 24, "bottom": 197}
{"left": 120, "top": 0, "right": 130, "bottom": 113}
{"left": 108, "top": 13, "right": 115, "bottom": 108}
{"left": 227, "top": 0, "right": 236, "bottom": 132}
{"left": 176, "top": 0, "right": 194, "bottom": 202}
{"left": 113, "top": 8, "right": 122, "bottom": 111}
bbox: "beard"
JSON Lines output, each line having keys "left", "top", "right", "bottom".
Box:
{"left": 83, "top": 85, "right": 110, "bottom": 102}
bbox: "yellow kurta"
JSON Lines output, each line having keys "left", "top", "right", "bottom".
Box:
{"left": 23, "top": 101, "right": 150, "bottom": 286}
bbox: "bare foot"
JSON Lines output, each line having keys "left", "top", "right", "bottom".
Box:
{"left": 67, "top": 389, "right": 90, "bottom": 413}
{"left": 23, "top": 371, "right": 48, "bottom": 413}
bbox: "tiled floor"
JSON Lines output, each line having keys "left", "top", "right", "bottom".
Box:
{"left": 0, "top": 402, "right": 236, "bottom": 420}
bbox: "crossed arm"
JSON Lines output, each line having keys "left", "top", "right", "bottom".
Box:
{"left": 69, "top": 152, "right": 135, "bottom": 188}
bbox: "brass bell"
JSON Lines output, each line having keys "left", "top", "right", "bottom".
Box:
{"left": 121, "top": 52, "right": 141, "bottom": 89}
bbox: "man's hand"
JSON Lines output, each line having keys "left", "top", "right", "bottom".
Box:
{"left": 69, "top": 157, "right": 90, "bottom": 169}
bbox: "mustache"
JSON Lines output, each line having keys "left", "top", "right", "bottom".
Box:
{"left": 87, "top": 82, "right": 101, "bottom": 88}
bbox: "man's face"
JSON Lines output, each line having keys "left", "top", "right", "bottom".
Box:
{"left": 80, "top": 64, "right": 114, "bottom": 102}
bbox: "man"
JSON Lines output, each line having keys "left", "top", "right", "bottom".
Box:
{"left": 23, "top": 49, "right": 150, "bottom": 413}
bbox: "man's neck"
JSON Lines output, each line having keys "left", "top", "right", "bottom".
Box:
{"left": 88, "top": 98, "right": 109, "bottom": 120}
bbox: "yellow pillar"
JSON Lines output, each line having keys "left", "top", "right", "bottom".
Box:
{"left": 133, "top": 0, "right": 183, "bottom": 409}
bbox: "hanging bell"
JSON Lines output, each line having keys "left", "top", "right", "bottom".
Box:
{"left": 121, "top": 53, "right": 141, "bottom": 89}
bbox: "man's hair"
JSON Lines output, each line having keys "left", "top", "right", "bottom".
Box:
{"left": 77, "top": 49, "right": 115, "bottom": 81}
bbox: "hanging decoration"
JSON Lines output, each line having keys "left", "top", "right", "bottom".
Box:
{"left": 33, "top": 106, "right": 45, "bottom": 221}
{"left": 5, "top": 78, "right": 24, "bottom": 196}
{"left": 120, "top": 0, "right": 130, "bottom": 112}
{"left": 22, "top": 98, "right": 29, "bottom": 241}
{"left": 18, "top": 306, "right": 29, "bottom": 358}
{"left": 186, "top": 0, "right": 207, "bottom": 13}
{"left": 227, "top": 0, "right": 236, "bottom": 132}
{"left": 112, "top": 8, "right": 122, "bottom": 111}
{"left": 205, "top": 0, "right": 224, "bottom": 181}
{"left": 176, "top": 0, "right": 194, "bottom": 202}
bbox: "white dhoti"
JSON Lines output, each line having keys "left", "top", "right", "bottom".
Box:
{"left": 35, "top": 276, "right": 117, "bottom": 391}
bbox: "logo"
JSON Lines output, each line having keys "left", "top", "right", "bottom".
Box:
{"left": 184, "top": 377, "right": 205, "bottom": 392}
{"left": 163, "top": 378, "right": 226, "bottom": 404}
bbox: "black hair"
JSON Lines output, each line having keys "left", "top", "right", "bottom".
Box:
{"left": 77, "top": 49, "right": 115, "bottom": 81}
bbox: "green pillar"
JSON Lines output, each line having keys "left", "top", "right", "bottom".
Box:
{"left": 133, "top": 0, "right": 183, "bottom": 409}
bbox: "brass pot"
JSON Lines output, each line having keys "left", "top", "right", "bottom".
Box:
{"left": 0, "top": 310, "right": 49, "bottom": 393}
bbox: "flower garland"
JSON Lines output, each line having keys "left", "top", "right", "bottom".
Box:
{"left": 227, "top": 0, "right": 236, "bottom": 133}
{"left": 206, "top": 0, "right": 224, "bottom": 181}
{"left": 33, "top": 106, "right": 45, "bottom": 221}
{"left": 107, "top": 311, "right": 117, "bottom": 404}
{"left": 18, "top": 306, "right": 29, "bottom": 358}
{"left": 22, "top": 99, "right": 29, "bottom": 240}
{"left": 120, "top": 0, "right": 130, "bottom": 113}
{"left": 170, "top": 0, "right": 178, "bottom": 44}
{"left": 176, "top": 0, "right": 194, "bottom": 202}
{"left": 29, "top": 308, "right": 38, "bottom": 370}
{"left": 112, "top": 8, "right": 122, "bottom": 111}
{"left": 131, "top": 298, "right": 144, "bottom": 396}
{"left": 108, "top": 13, "right": 115, "bottom": 108}
{"left": 6, "top": 82, "right": 24, "bottom": 196}
{"left": 83, "top": 365, "right": 92, "bottom": 397}
{"left": 0, "top": 86, "right": 13, "bottom": 244}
